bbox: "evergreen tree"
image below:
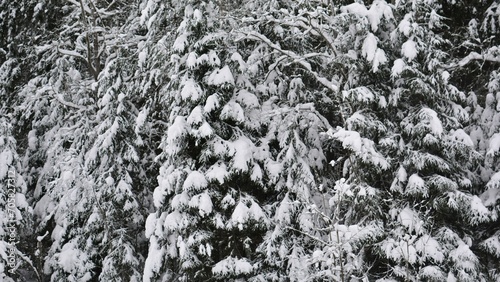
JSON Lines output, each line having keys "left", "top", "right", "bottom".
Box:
{"left": 0, "top": 118, "right": 33, "bottom": 281}
{"left": 144, "top": 2, "right": 278, "bottom": 280}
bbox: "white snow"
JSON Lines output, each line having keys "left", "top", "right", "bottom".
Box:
{"left": 420, "top": 266, "right": 444, "bottom": 280}
{"left": 221, "top": 195, "right": 236, "bottom": 211}
{"left": 204, "top": 94, "right": 220, "bottom": 113}
{"left": 250, "top": 164, "right": 263, "bottom": 181}
{"left": 415, "top": 235, "right": 444, "bottom": 262}
{"left": 449, "top": 244, "right": 478, "bottom": 272}
{"left": 206, "top": 162, "right": 229, "bottom": 184}
{"left": 198, "top": 122, "right": 214, "bottom": 137}
{"left": 372, "top": 48, "right": 387, "bottom": 72}
{"left": 481, "top": 172, "right": 500, "bottom": 206}
{"left": 399, "top": 207, "right": 423, "bottom": 234}
{"left": 451, "top": 129, "right": 474, "bottom": 147}
{"left": 441, "top": 70, "right": 450, "bottom": 83}
{"left": 230, "top": 202, "right": 250, "bottom": 230}
{"left": 419, "top": 108, "right": 443, "bottom": 136}
{"left": 212, "top": 256, "right": 253, "bottom": 276}
{"left": 362, "top": 33, "right": 378, "bottom": 62}
{"left": 208, "top": 51, "right": 221, "bottom": 66}
{"left": 164, "top": 210, "right": 185, "bottom": 231}
{"left": 231, "top": 137, "right": 253, "bottom": 171}
{"left": 58, "top": 241, "right": 90, "bottom": 277}
{"left": 487, "top": 133, "right": 500, "bottom": 156}
{"left": 220, "top": 101, "right": 245, "bottom": 123}
{"left": 230, "top": 52, "right": 246, "bottom": 71}
{"left": 182, "top": 171, "right": 208, "bottom": 191}
{"left": 406, "top": 174, "right": 426, "bottom": 196}
{"left": 186, "top": 52, "right": 197, "bottom": 69}
{"left": 333, "top": 128, "right": 362, "bottom": 152}
{"left": 367, "top": 0, "right": 394, "bottom": 31}
{"left": 135, "top": 108, "right": 148, "bottom": 134}
{"left": 480, "top": 236, "right": 500, "bottom": 257}
{"left": 331, "top": 128, "right": 389, "bottom": 169}
{"left": 402, "top": 39, "right": 418, "bottom": 61}
{"left": 398, "top": 166, "right": 407, "bottom": 182}
{"left": 187, "top": 106, "right": 204, "bottom": 125}
{"left": 180, "top": 78, "right": 203, "bottom": 101}
{"left": 236, "top": 89, "right": 260, "bottom": 108}
{"left": 138, "top": 50, "right": 147, "bottom": 69}
{"left": 166, "top": 116, "right": 186, "bottom": 155}
{"left": 249, "top": 200, "right": 268, "bottom": 223}
{"left": 145, "top": 213, "right": 157, "bottom": 238}
{"left": 207, "top": 66, "right": 235, "bottom": 86}
{"left": 173, "top": 33, "right": 189, "bottom": 52}
{"left": 469, "top": 195, "right": 491, "bottom": 224}
{"left": 398, "top": 15, "right": 412, "bottom": 37}
{"left": 342, "top": 87, "right": 375, "bottom": 103}
{"left": 391, "top": 59, "right": 405, "bottom": 76}
{"left": 341, "top": 1, "right": 393, "bottom": 32}
{"left": 189, "top": 192, "right": 213, "bottom": 217}
{"left": 0, "top": 150, "right": 12, "bottom": 180}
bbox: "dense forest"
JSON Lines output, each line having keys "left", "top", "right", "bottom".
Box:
{"left": 1, "top": 0, "right": 500, "bottom": 281}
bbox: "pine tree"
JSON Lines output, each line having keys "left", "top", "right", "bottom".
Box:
{"left": 144, "top": 2, "right": 279, "bottom": 281}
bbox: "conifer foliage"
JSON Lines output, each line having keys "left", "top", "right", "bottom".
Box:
{"left": 1, "top": 0, "right": 500, "bottom": 281}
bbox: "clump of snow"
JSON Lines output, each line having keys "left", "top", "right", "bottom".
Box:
{"left": 182, "top": 171, "right": 208, "bottom": 191}
{"left": 398, "top": 15, "right": 412, "bottom": 36}
{"left": 138, "top": 50, "right": 147, "bottom": 69}
{"left": 406, "top": 174, "right": 427, "bottom": 196}
{"left": 236, "top": 89, "right": 260, "bottom": 108}
{"left": 330, "top": 128, "right": 389, "bottom": 169}
{"left": 206, "top": 162, "right": 229, "bottom": 184}
{"left": 231, "top": 137, "right": 253, "bottom": 171}
{"left": 342, "top": 87, "right": 375, "bottom": 103}
{"left": 165, "top": 116, "right": 186, "bottom": 155}
{"left": 392, "top": 59, "right": 406, "bottom": 76}
{"left": 204, "top": 94, "right": 220, "bottom": 113}
{"left": 57, "top": 241, "right": 91, "bottom": 278}
{"left": 145, "top": 213, "right": 157, "bottom": 238}
{"left": 450, "top": 129, "right": 474, "bottom": 147}
{"left": 220, "top": 101, "right": 245, "bottom": 123}
{"left": 181, "top": 78, "right": 203, "bottom": 101}
{"left": 415, "top": 235, "right": 444, "bottom": 263}
{"left": 398, "top": 166, "right": 407, "bottom": 182}
{"left": 341, "top": 1, "right": 393, "bottom": 32}
{"left": 198, "top": 122, "right": 213, "bottom": 137}
{"left": 399, "top": 207, "right": 423, "bottom": 234}
{"left": 135, "top": 107, "right": 149, "bottom": 134}
{"left": 207, "top": 66, "right": 235, "bottom": 86}
{"left": 402, "top": 39, "right": 418, "bottom": 61}
{"left": 186, "top": 52, "right": 197, "bottom": 69}
{"left": 173, "top": 34, "right": 189, "bottom": 52}
{"left": 208, "top": 51, "right": 221, "bottom": 66}
{"left": 418, "top": 108, "right": 443, "bottom": 136}
{"left": 372, "top": 48, "right": 388, "bottom": 72}
{"left": 362, "top": 33, "right": 378, "bottom": 62}
{"left": 187, "top": 106, "right": 204, "bottom": 125}
{"left": 481, "top": 172, "right": 500, "bottom": 206}
{"left": 487, "top": 133, "right": 500, "bottom": 156}
{"left": 212, "top": 256, "right": 253, "bottom": 276}
{"left": 189, "top": 192, "right": 213, "bottom": 217}
{"left": 230, "top": 202, "right": 249, "bottom": 230}
{"left": 419, "top": 266, "right": 445, "bottom": 280}
{"left": 480, "top": 235, "right": 500, "bottom": 257}
{"left": 469, "top": 195, "right": 491, "bottom": 224}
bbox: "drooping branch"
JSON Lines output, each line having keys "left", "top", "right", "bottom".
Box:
{"left": 241, "top": 31, "right": 340, "bottom": 93}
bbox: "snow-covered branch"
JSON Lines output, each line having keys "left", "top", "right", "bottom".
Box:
{"left": 443, "top": 50, "right": 500, "bottom": 70}
{"left": 241, "top": 31, "right": 339, "bottom": 92}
